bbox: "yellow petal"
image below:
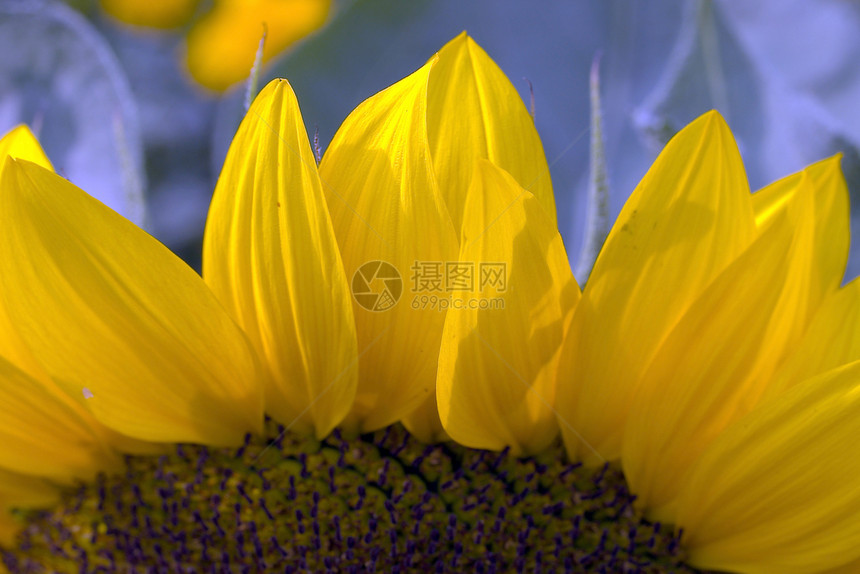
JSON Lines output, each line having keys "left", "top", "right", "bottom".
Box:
{"left": 100, "top": 0, "right": 198, "bottom": 28}
{"left": 186, "top": 0, "right": 332, "bottom": 91}
{"left": 0, "top": 159, "right": 263, "bottom": 446}
{"left": 748, "top": 156, "right": 851, "bottom": 401}
{"left": 0, "top": 353, "right": 125, "bottom": 483}
{"left": 203, "top": 79, "right": 357, "bottom": 438}
{"left": 817, "top": 556, "right": 860, "bottom": 574}
{"left": 556, "top": 111, "right": 756, "bottom": 464}
{"left": 436, "top": 161, "right": 579, "bottom": 455}
{"left": 622, "top": 213, "right": 794, "bottom": 519}
{"left": 0, "top": 152, "right": 160, "bottom": 464}
{"left": 714, "top": 167, "right": 827, "bottom": 412}
{"left": 401, "top": 392, "right": 450, "bottom": 444}
{"left": 765, "top": 277, "right": 860, "bottom": 398}
{"left": 320, "top": 60, "right": 459, "bottom": 432}
{"left": 677, "top": 361, "right": 860, "bottom": 574}
{"left": 0, "top": 125, "right": 52, "bottom": 172}
{"left": 427, "top": 33, "right": 556, "bottom": 231}
{"left": 0, "top": 469, "right": 59, "bottom": 509}
{"left": 0, "top": 126, "right": 54, "bottom": 386}
{"left": 805, "top": 156, "right": 851, "bottom": 285}
{"left": 0, "top": 513, "right": 20, "bottom": 548}
{"left": 0, "top": 158, "right": 157, "bottom": 461}
{"left": 625, "top": 154, "right": 842, "bottom": 517}
{"left": 753, "top": 155, "right": 849, "bottom": 302}
{"left": 0, "top": 129, "right": 150, "bottom": 467}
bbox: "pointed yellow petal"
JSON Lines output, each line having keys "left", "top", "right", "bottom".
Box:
{"left": 436, "top": 161, "right": 579, "bottom": 456}
{"left": 0, "top": 125, "right": 52, "bottom": 172}
{"left": 747, "top": 156, "right": 851, "bottom": 401}
{"left": 204, "top": 79, "right": 357, "bottom": 439}
{"left": 556, "top": 111, "right": 757, "bottom": 464}
{"left": 0, "top": 159, "right": 263, "bottom": 446}
{"left": 804, "top": 155, "right": 851, "bottom": 288}
{"left": 427, "top": 33, "right": 556, "bottom": 232}
{"left": 320, "top": 61, "right": 459, "bottom": 432}
{"left": 0, "top": 138, "right": 154, "bottom": 468}
{"left": 402, "top": 34, "right": 557, "bottom": 441}
{"left": 622, "top": 214, "right": 794, "bottom": 519}
{"left": 625, "top": 157, "right": 843, "bottom": 515}
{"left": 710, "top": 168, "right": 829, "bottom": 415}
{"left": 186, "top": 0, "right": 332, "bottom": 91}
{"left": 0, "top": 136, "right": 157, "bottom": 462}
{"left": 753, "top": 155, "right": 849, "bottom": 300}
{"left": 677, "top": 361, "right": 860, "bottom": 574}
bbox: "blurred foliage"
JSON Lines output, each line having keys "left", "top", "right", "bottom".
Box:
{"left": 0, "top": 0, "right": 145, "bottom": 224}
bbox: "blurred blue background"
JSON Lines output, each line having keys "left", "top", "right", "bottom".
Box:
{"left": 3, "top": 0, "right": 860, "bottom": 278}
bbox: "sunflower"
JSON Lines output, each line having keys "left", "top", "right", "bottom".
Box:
{"left": 1, "top": 33, "right": 859, "bottom": 574}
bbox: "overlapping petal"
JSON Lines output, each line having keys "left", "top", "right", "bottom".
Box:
{"left": 621, "top": 213, "right": 793, "bottom": 519}
{"left": 0, "top": 126, "right": 63, "bottom": 380}
{"left": 0, "top": 125, "right": 52, "bottom": 172}
{"left": 0, "top": 354, "right": 124, "bottom": 483}
{"left": 750, "top": 156, "right": 849, "bottom": 355}
{"left": 756, "top": 158, "right": 857, "bottom": 399}
{"left": 676, "top": 361, "right": 860, "bottom": 574}
{"left": 621, "top": 154, "right": 851, "bottom": 517}
{"left": 764, "top": 278, "right": 860, "bottom": 400}
{"left": 0, "top": 159, "right": 264, "bottom": 446}
{"left": 402, "top": 33, "right": 560, "bottom": 442}
{"left": 320, "top": 59, "right": 459, "bottom": 433}
{"left": 753, "top": 156, "right": 849, "bottom": 296}
{"left": 426, "top": 32, "right": 556, "bottom": 231}
{"left": 556, "top": 111, "right": 757, "bottom": 464}
{"left": 0, "top": 127, "right": 149, "bottom": 483}
{"left": 204, "top": 79, "right": 358, "bottom": 438}
{"left": 436, "top": 161, "right": 578, "bottom": 455}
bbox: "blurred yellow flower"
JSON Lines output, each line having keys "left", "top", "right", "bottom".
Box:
{"left": 100, "top": 0, "right": 332, "bottom": 91}
{"left": 99, "top": 0, "right": 198, "bottom": 28}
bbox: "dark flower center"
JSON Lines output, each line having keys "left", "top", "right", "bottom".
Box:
{"left": 4, "top": 422, "right": 698, "bottom": 573}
